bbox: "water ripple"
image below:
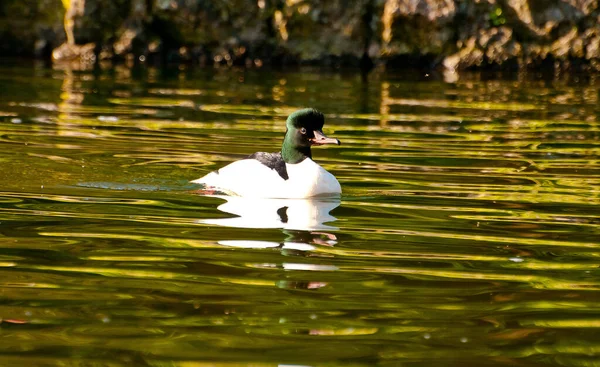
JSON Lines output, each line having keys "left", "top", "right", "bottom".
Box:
{"left": 1, "top": 64, "right": 600, "bottom": 365}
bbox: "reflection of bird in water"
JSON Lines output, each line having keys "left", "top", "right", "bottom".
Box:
{"left": 200, "top": 196, "right": 340, "bottom": 249}
{"left": 281, "top": 229, "right": 338, "bottom": 247}
{"left": 202, "top": 196, "right": 340, "bottom": 231}
{"left": 191, "top": 108, "right": 341, "bottom": 198}
{"left": 201, "top": 196, "right": 340, "bottom": 291}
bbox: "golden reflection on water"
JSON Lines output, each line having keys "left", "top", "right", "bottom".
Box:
{"left": 1, "top": 62, "right": 600, "bottom": 365}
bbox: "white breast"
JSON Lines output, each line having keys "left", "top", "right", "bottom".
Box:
{"left": 191, "top": 158, "right": 341, "bottom": 198}
{"left": 285, "top": 159, "right": 341, "bottom": 198}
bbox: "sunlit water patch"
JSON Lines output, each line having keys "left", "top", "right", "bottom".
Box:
{"left": 0, "top": 62, "right": 599, "bottom": 366}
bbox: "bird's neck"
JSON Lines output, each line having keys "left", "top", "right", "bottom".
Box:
{"left": 281, "top": 134, "right": 311, "bottom": 164}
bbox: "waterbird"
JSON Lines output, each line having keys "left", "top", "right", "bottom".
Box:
{"left": 191, "top": 108, "right": 341, "bottom": 198}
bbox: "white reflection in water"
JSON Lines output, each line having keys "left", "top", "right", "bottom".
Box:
{"left": 282, "top": 263, "right": 339, "bottom": 271}
{"left": 201, "top": 196, "right": 340, "bottom": 250}
{"left": 202, "top": 196, "right": 340, "bottom": 231}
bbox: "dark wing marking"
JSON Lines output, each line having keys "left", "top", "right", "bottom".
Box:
{"left": 277, "top": 206, "right": 289, "bottom": 223}
{"left": 247, "top": 152, "right": 289, "bottom": 180}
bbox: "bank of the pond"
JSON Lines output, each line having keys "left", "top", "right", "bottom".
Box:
{"left": 1, "top": 0, "right": 600, "bottom": 72}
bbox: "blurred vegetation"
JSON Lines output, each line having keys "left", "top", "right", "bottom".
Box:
{"left": 1, "top": 0, "right": 599, "bottom": 71}
{"left": 0, "top": 0, "right": 64, "bottom": 58}
{"left": 489, "top": 6, "right": 507, "bottom": 26}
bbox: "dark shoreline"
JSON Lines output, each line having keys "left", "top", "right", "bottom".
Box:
{"left": 2, "top": 0, "right": 599, "bottom": 73}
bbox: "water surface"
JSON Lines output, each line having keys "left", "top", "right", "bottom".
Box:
{"left": 1, "top": 62, "right": 600, "bottom": 366}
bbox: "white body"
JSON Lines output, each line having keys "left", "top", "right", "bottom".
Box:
{"left": 191, "top": 158, "right": 341, "bottom": 198}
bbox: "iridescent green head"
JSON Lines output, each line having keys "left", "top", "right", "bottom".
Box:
{"left": 281, "top": 108, "right": 340, "bottom": 164}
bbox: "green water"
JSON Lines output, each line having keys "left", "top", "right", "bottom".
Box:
{"left": 1, "top": 61, "right": 600, "bottom": 366}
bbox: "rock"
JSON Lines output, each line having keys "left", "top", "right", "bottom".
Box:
{"left": 445, "top": 0, "right": 600, "bottom": 71}
{"left": 1, "top": 0, "right": 599, "bottom": 70}
{"left": 51, "top": 42, "right": 96, "bottom": 63}
{"left": 277, "top": 0, "right": 378, "bottom": 66}
{"left": 382, "top": 0, "right": 456, "bottom": 56}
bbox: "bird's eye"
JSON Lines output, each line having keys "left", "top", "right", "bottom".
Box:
{"left": 300, "top": 127, "right": 307, "bottom": 134}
